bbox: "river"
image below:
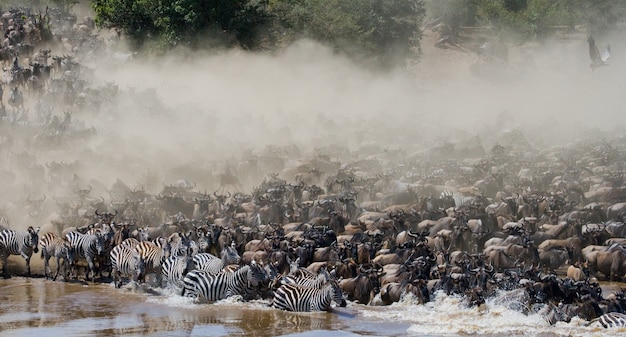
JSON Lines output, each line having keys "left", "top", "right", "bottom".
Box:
{"left": 1, "top": 275, "right": 623, "bottom": 337}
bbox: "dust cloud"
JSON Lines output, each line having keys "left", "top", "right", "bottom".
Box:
{"left": 1, "top": 18, "right": 625, "bottom": 230}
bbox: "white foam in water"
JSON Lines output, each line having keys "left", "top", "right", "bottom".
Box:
{"left": 359, "top": 290, "right": 623, "bottom": 337}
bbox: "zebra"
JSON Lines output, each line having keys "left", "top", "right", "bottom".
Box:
{"left": 85, "top": 224, "right": 116, "bottom": 278}
{"left": 110, "top": 244, "right": 145, "bottom": 288}
{"left": 590, "top": 312, "right": 626, "bottom": 328}
{"left": 272, "top": 279, "right": 347, "bottom": 312}
{"left": 39, "top": 232, "right": 76, "bottom": 281}
{"left": 193, "top": 245, "right": 241, "bottom": 275}
{"left": 133, "top": 238, "right": 170, "bottom": 284}
{"left": 65, "top": 231, "right": 105, "bottom": 282}
{"left": 181, "top": 262, "right": 267, "bottom": 302}
{"left": 161, "top": 255, "right": 195, "bottom": 289}
{"left": 0, "top": 226, "right": 40, "bottom": 277}
{"left": 168, "top": 232, "right": 192, "bottom": 257}
{"left": 281, "top": 268, "right": 332, "bottom": 288}
{"left": 121, "top": 237, "right": 140, "bottom": 249}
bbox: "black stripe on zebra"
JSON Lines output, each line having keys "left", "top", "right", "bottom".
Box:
{"left": 133, "top": 239, "right": 170, "bottom": 283}
{"left": 272, "top": 279, "right": 346, "bottom": 312}
{"left": 39, "top": 232, "right": 76, "bottom": 281}
{"left": 161, "top": 255, "right": 195, "bottom": 289}
{"left": 597, "top": 312, "right": 626, "bottom": 328}
{"left": 65, "top": 231, "right": 105, "bottom": 282}
{"left": 193, "top": 246, "right": 240, "bottom": 274}
{"left": 110, "top": 244, "right": 144, "bottom": 288}
{"left": 0, "top": 226, "right": 40, "bottom": 277}
{"left": 181, "top": 262, "right": 266, "bottom": 302}
{"left": 281, "top": 269, "right": 332, "bottom": 288}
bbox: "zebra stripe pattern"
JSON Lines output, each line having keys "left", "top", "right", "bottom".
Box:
{"left": 110, "top": 244, "right": 144, "bottom": 288}
{"left": 65, "top": 231, "right": 105, "bottom": 282}
{"left": 597, "top": 312, "right": 626, "bottom": 328}
{"left": 39, "top": 232, "right": 75, "bottom": 280}
{"left": 181, "top": 263, "right": 266, "bottom": 302}
{"left": 193, "top": 246, "right": 240, "bottom": 275}
{"left": 441, "top": 190, "right": 477, "bottom": 208}
{"left": 161, "top": 255, "right": 195, "bottom": 289}
{"left": 134, "top": 239, "right": 170, "bottom": 283}
{"left": 168, "top": 232, "right": 192, "bottom": 257}
{"left": 121, "top": 237, "right": 140, "bottom": 249}
{"left": 0, "top": 226, "right": 40, "bottom": 276}
{"left": 272, "top": 280, "right": 346, "bottom": 312}
{"left": 281, "top": 269, "right": 332, "bottom": 288}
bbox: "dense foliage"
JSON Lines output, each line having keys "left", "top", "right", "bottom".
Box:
{"left": 86, "top": 0, "right": 626, "bottom": 66}
{"left": 91, "top": 0, "right": 426, "bottom": 68}
{"left": 427, "top": 0, "right": 626, "bottom": 39}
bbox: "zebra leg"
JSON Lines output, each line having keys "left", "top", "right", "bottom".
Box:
{"left": 86, "top": 256, "right": 96, "bottom": 282}
{"left": 44, "top": 254, "right": 51, "bottom": 279}
{"left": 23, "top": 253, "right": 31, "bottom": 276}
{"left": 53, "top": 256, "right": 61, "bottom": 281}
{"left": 113, "top": 268, "right": 120, "bottom": 288}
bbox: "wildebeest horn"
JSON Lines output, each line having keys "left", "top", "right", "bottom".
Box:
{"left": 95, "top": 208, "right": 102, "bottom": 216}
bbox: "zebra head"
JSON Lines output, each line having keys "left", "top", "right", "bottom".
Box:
{"left": 27, "top": 226, "right": 40, "bottom": 253}
{"left": 330, "top": 280, "right": 346, "bottom": 307}
{"left": 94, "top": 232, "right": 106, "bottom": 255}
{"left": 221, "top": 245, "right": 241, "bottom": 266}
{"left": 63, "top": 239, "right": 77, "bottom": 267}
{"left": 248, "top": 261, "right": 269, "bottom": 287}
{"left": 133, "top": 250, "right": 146, "bottom": 281}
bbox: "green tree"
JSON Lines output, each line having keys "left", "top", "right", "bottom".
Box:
{"left": 270, "top": 0, "right": 425, "bottom": 68}
{"left": 93, "top": 0, "right": 426, "bottom": 67}
{"left": 92, "top": 0, "right": 270, "bottom": 50}
{"left": 425, "top": 0, "right": 626, "bottom": 40}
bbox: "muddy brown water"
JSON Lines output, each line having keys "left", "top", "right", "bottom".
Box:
{"left": 0, "top": 258, "right": 625, "bottom": 337}
{"left": 0, "top": 277, "right": 408, "bottom": 337}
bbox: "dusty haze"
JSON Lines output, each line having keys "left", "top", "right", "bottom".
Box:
{"left": 1, "top": 21, "right": 625, "bottom": 229}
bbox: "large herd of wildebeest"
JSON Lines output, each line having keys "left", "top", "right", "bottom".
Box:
{"left": 0, "top": 5, "right": 626, "bottom": 328}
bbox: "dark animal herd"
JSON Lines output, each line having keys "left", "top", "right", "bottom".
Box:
{"left": 0, "top": 5, "right": 625, "bottom": 329}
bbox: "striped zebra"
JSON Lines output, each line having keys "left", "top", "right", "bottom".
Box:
{"left": 0, "top": 226, "right": 40, "bottom": 277}
{"left": 272, "top": 279, "right": 346, "bottom": 312}
{"left": 168, "top": 232, "right": 192, "bottom": 257}
{"left": 181, "top": 262, "right": 267, "bottom": 302}
{"left": 161, "top": 255, "right": 195, "bottom": 289}
{"left": 281, "top": 269, "right": 332, "bottom": 288}
{"left": 134, "top": 238, "right": 170, "bottom": 284}
{"left": 441, "top": 189, "right": 487, "bottom": 211}
{"left": 121, "top": 237, "right": 140, "bottom": 249}
{"left": 65, "top": 231, "right": 105, "bottom": 282}
{"left": 592, "top": 312, "right": 626, "bottom": 328}
{"left": 39, "top": 232, "right": 76, "bottom": 281}
{"left": 110, "top": 244, "right": 145, "bottom": 288}
{"left": 193, "top": 245, "right": 240, "bottom": 274}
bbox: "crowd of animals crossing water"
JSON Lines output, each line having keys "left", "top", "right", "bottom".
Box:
{"left": 1, "top": 4, "right": 626, "bottom": 337}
